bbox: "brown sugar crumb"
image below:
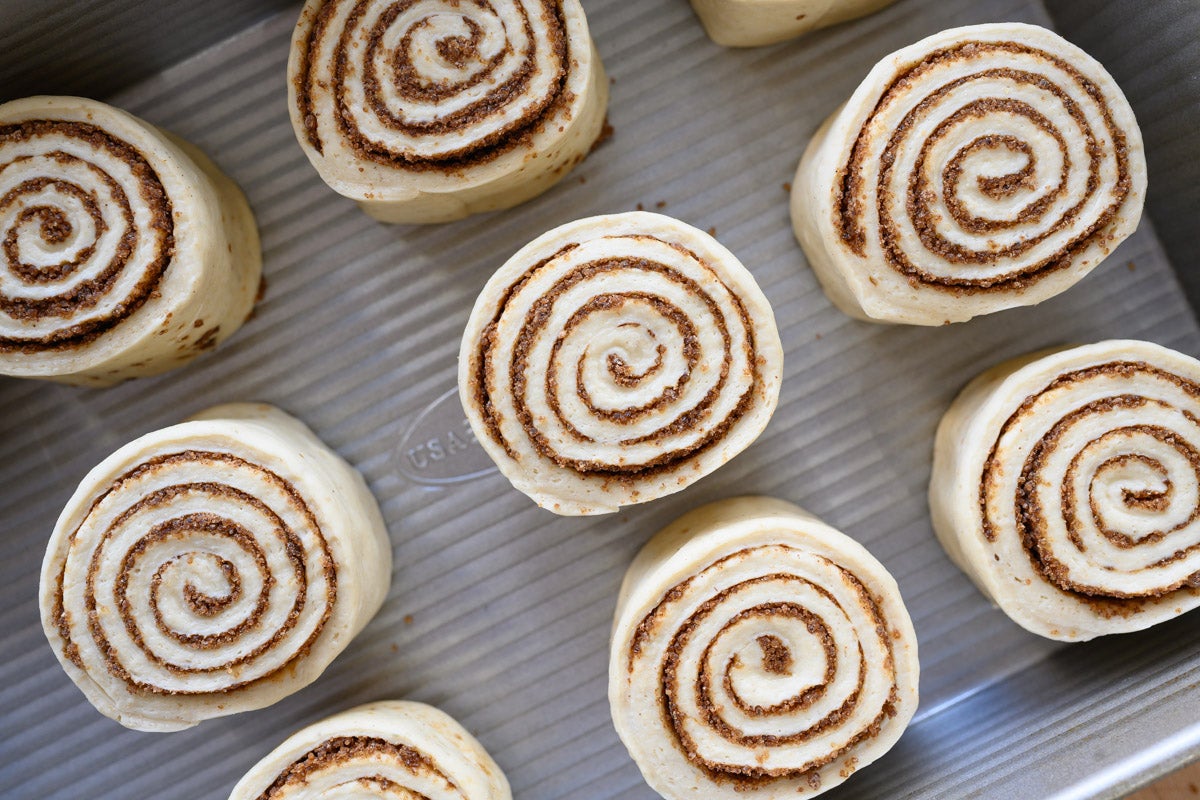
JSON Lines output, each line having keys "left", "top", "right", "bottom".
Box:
{"left": 403, "top": 614, "right": 414, "bottom": 625}
{"left": 194, "top": 326, "right": 222, "bottom": 351}
{"left": 1127, "top": 261, "right": 1136, "bottom": 272}
{"left": 756, "top": 634, "right": 793, "bottom": 674}
{"left": 435, "top": 33, "right": 479, "bottom": 69}
{"left": 782, "top": 182, "right": 791, "bottom": 192}
{"left": 390, "top": 642, "right": 399, "bottom": 653}
{"left": 578, "top": 175, "right": 587, "bottom": 184}
{"left": 655, "top": 200, "right": 666, "bottom": 209}
{"left": 590, "top": 120, "right": 615, "bottom": 153}
{"left": 707, "top": 226, "right": 717, "bottom": 237}
{"left": 636, "top": 202, "right": 644, "bottom": 211}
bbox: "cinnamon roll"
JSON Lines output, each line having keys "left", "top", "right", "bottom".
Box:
{"left": 610, "top": 497, "right": 919, "bottom": 799}
{"left": 0, "top": 95, "right": 261, "bottom": 385}
{"left": 930, "top": 341, "right": 1200, "bottom": 640}
{"left": 791, "top": 23, "right": 1147, "bottom": 325}
{"left": 229, "top": 701, "right": 510, "bottom": 800}
{"left": 39, "top": 404, "right": 392, "bottom": 731}
{"left": 288, "top": 0, "right": 608, "bottom": 224}
{"left": 458, "top": 212, "right": 783, "bottom": 515}
{"left": 689, "top": 0, "right": 896, "bottom": 48}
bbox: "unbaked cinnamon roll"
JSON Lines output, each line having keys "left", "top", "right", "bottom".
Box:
{"left": 791, "top": 23, "right": 1146, "bottom": 325}
{"left": 0, "top": 95, "right": 261, "bottom": 385}
{"left": 288, "top": 0, "right": 608, "bottom": 224}
{"left": 610, "top": 497, "right": 919, "bottom": 799}
{"left": 930, "top": 341, "right": 1200, "bottom": 640}
{"left": 39, "top": 404, "right": 391, "bottom": 731}
{"left": 229, "top": 701, "right": 510, "bottom": 800}
{"left": 458, "top": 212, "right": 783, "bottom": 515}
{"left": 690, "top": 0, "right": 896, "bottom": 48}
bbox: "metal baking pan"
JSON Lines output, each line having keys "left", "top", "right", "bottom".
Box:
{"left": 1, "top": 0, "right": 1198, "bottom": 797}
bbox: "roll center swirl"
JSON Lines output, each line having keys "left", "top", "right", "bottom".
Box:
{"left": 982, "top": 362, "right": 1200, "bottom": 602}
{"left": 0, "top": 121, "right": 174, "bottom": 351}
{"left": 632, "top": 547, "right": 899, "bottom": 781}
{"left": 482, "top": 244, "right": 758, "bottom": 476}
{"left": 54, "top": 451, "right": 336, "bottom": 696}
{"left": 837, "top": 41, "right": 1131, "bottom": 291}
{"left": 299, "top": 0, "right": 571, "bottom": 166}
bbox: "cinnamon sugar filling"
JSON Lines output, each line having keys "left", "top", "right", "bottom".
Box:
{"left": 0, "top": 121, "right": 175, "bottom": 351}
{"left": 834, "top": 41, "right": 1132, "bottom": 294}
{"left": 630, "top": 551, "right": 900, "bottom": 782}
{"left": 256, "top": 736, "right": 449, "bottom": 799}
{"left": 54, "top": 451, "right": 336, "bottom": 696}
{"left": 979, "top": 362, "right": 1200, "bottom": 610}
{"left": 471, "top": 239, "right": 762, "bottom": 480}
{"left": 297, "top": 0, "right": 576, "bottom": 170}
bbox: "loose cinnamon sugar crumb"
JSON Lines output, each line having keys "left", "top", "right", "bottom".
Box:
{"left": 756, "top": 634, "right": 793, "bottom": 674}
{"left": 590, "top": 120, "right": 615, "bottom": 153}
{"left": 194, "top": 325, "right": 221, "bottom": 351}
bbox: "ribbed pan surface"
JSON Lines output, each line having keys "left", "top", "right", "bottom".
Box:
{"left": 1, "top": 0, "right": 1198, "bottom": 798}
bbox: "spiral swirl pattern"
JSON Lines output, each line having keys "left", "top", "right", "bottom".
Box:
{"left": 0, "top": 118, "right": 172, "bottom": 351}
{"left": 0, "top": 96, "right": 261, "bottom": 385}
{"left": 930, "top": 341, "right": 1200, "bottom": 640}
{"left": 289, "top": 0, "right": 607, "bottom": 223}
{"left": 610, "top": 498, "right": 918, "bottom": 799}
{"left": 299, "top": 0, "right": 567, "bottom": 164}
{"left": 230, "top": 701, "right": 510, "bottom": 800}
{"left": 459, "top": 213, "right": 783, "bottom": 515}
{"left": 41, "top": 404, "right": 391, "bottom": 730}
{"left": 790, "top": 23, "right": 1146, "bottom": 324}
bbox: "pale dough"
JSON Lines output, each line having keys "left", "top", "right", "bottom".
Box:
{"left": 790, "top": 24, "right": 1146, "bottom": 325}
{"left": 0, "top": 95, "right": 261, "bottom": 385}
{"left": 40, "top": 403, "right": 392, "bottom": 731}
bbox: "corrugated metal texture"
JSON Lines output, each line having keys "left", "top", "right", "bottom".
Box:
{"left": 0, "top": 0, "right": 293, "bottom": 102}
{"left": 0, "top": 1, "right": 1198, "bottom": 798}
{"left": 1045, "top": 0, "right": 1200, "bottom": 317}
